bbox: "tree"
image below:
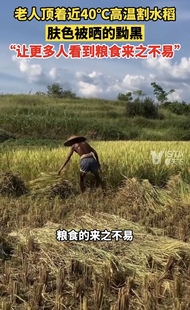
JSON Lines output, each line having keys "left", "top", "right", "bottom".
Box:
{"left": 151, "top": 82, "right": 175, "bottom": 104}
{"left": 47, "top": 83, "right": 77, "bottom": 99}
{"left": 47, "top": 83, "right": 64, "bottom": 98}
{"left": 118, "top": 92, "right": 133, "bottom": 101}
{"left": 133, "top": 90, "right": 146, "bottom": 100}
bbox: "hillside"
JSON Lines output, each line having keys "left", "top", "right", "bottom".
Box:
{"left": 0, "top": 94, "right": 190, "bottom": 143}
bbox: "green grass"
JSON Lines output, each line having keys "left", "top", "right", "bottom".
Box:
{"left": 0, "top": 94, "right": 190, "bottom": 140}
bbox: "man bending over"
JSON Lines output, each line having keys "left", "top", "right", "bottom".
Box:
{"left": 58, "top": 135, "right": 103, "bottom": 192}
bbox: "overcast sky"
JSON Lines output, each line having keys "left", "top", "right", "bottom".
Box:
{"left": 1, "top": 0, "right": 190, "bottom": 101}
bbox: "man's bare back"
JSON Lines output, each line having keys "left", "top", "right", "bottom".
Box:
{"left": 72, "top": 142, "right": 94, "bottom": 157}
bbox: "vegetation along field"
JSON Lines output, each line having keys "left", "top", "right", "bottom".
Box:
{"left": 0, "top": 85, "right": 190, "bottom": 309}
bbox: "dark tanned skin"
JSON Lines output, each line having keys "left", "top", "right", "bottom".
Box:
{"left": 58, "top": 142, "right": 102, "bottom": 192}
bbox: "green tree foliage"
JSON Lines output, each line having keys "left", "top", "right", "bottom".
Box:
{"left": 161, "top": 101, "right": 190, "bottom": 115}
{"left": 151, "top": 82, "right": 175, "bottom": 104}
{"left": 133, "top": 90, "right": 146, "bottom": 100}
{"left": 118, "top": 92, "right": 133, "bottom": 101}
{"left": 47, "top": 83, "right": 77, "bottom": 99}
{"left": 125, "top": 97, "right": 160, "bottom": 119}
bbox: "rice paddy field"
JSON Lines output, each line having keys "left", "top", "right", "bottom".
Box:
{"left": 0, "top": 95, "right": 190, "bottom": 309}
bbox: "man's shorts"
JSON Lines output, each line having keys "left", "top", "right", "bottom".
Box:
{"left": 80, "top": 157, "right": 100, "bottom": 174}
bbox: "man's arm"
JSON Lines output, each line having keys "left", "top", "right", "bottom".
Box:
{"left": 58, "top": 147, "right": 74, "bottom": 174}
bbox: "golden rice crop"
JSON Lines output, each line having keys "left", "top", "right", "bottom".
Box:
{"left": 0, "top": 141, "right": 190, "bottom": 309}
{"left": 0, "top": 141, "right": 189, "bottom": 187}
{"left": 28, "top": 172, "right": 75, "bottom": 199}
{"left": 28, "top": 172, "right": 64, "bottom": 190}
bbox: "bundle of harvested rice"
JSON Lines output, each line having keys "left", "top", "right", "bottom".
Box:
{"left": 29, "top": 172, "right": 63, "bottom": 190}
{"left": 115, "top": 177, "right": 176, "bottom": 207}
{"left": 29, "top": 172, "right": 75, "bottom": 199}
{"left": 8, "top": 213, "right": 190, "bottom": 276}
{"left": 45, "top": 182, "right": 75, "bottom": 199}
{"left": 0, "top": 172, "right": 28, "bottom": 197}
{"left": 8, "top": 213, "right": 190, "bottom": 309}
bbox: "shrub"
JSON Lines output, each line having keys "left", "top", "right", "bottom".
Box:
{"left": 125, "top": 97, "right": 159, "bottom": 119}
